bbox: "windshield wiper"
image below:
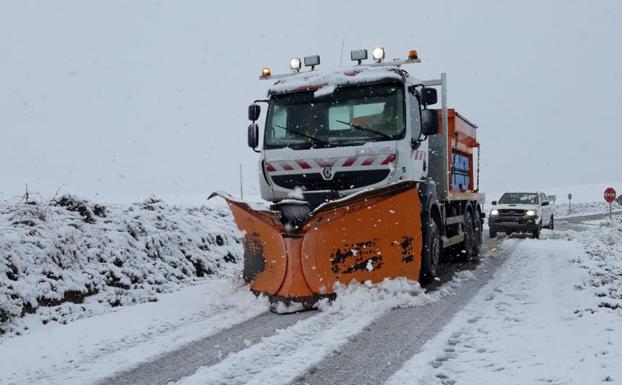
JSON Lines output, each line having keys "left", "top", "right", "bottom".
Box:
{"left": 335, "top": 120, "right": 393, "bottom": 140}
{"left": 274, "top": 124, "right": 329, "bottom": 146}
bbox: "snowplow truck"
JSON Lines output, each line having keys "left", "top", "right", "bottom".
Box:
{"left": 211, "top": 48, "right": 484, "bottom": 308}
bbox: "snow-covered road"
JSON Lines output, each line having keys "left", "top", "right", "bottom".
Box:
{"left": 387, "top": 219, "right": 622, "bottom": 384}
{"left": 1, "top": 213, "right": 620, "bottom": 385}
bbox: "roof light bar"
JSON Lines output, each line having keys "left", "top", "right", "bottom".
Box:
{"left": 259, "top": 47, "right": 422, "bottom": 80}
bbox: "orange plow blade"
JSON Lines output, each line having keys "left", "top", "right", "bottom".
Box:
{"left": 210, "top": 181, "right": 423, "bottom": 307}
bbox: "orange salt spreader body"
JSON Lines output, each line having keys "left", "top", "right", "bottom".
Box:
{"left": 210, "top": 181, "right": 423, "bottom": 307}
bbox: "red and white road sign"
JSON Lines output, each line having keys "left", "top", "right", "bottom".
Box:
{"left": 604, "top": 187, "right": 616, "bottom": 203}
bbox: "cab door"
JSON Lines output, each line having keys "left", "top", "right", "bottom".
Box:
{"left": 539, "top": 192, "right": 551, "bottom": 225}
{"left": 405, "top": 89, "right": 426, "bottom": 180}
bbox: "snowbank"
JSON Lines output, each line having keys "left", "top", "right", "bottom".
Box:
{"left": 0, "top": 195, "right": 242, "bottom": 337}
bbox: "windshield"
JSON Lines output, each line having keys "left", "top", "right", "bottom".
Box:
{"left": 264, "top": 83, "right": 405, "bottom": 149}
{"left": 498, "top": 193, "right": 539, "bottom": 205}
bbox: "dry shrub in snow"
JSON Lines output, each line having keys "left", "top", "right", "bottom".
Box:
{"left": 0, "top": 195, "right": 242, "bottom": 335}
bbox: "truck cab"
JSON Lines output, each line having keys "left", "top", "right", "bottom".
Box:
{"left": 488, "top": 192, "right": 555, "bottom": 239}
{"left": 250, "top": 66, "right": 432, "bottom": 208}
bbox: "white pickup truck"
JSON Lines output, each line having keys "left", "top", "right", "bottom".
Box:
{"left": 488, "top": 192, "right": 555, "bottom": 239}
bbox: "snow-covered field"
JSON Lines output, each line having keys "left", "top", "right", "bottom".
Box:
{"left": 555, "top": 201, "right": 622, "bottom": 219}
{"left": 0, "top": 195, "right": 242, "bottom": 338}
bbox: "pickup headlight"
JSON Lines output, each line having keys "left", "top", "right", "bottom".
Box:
{"left": 491, "top": 209, "right": 499, "bottom": 216}
{"left": 526, "top": 210, "right": 536, "bottom": 216}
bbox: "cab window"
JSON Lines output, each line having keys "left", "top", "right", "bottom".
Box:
{"left": 409, "top": 93, "right": 421, "bottom": 140}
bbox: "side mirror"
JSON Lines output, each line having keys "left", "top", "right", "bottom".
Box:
{"left": 421, "top": 109, "right": 439, "bottom": 136}
{"left": 541, "top": 201, "right": 549, "bottom": 206}
{"left": 421, "top": 88, "right": 438, "bottom": 106}
{"left": 491, "top": 200, "right": 497, "bottom": 205}
{"left": 248, "top": 104, "right": 261, "bottom": 121}
{"left": 247, "top": 123, "right": 259, "bottom": 149}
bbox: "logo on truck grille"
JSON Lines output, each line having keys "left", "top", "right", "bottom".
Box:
{"left": 322, "top": 166, "right": 334, "bottom": 180}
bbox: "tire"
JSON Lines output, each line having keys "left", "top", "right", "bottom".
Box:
{"left": 489, "top": 228, "right": 497, "bottom": 238}
{"left": 420, "top": 219, "right": 441, "bottom": 283}
{"left": 459, "top": 210, "right": 475, "bottom": 261}
{"left": 532, "top": 223, "right": 541, "bottom": 239}
{"left": 471, "top": 211, "right": 481, "bottom": 257}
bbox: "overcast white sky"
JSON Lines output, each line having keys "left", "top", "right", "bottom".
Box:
{"left": 1, "top": 0, "right": 620, "bottom": 202}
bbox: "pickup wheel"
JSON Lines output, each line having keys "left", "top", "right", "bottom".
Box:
{"left": 420, "top": 219, "right": 441, "bottom": 283}
{"left": 532, "top": 222, "right": 541, "bottom": 239}
{"left": 489, "top": 228, "right": 497, "bottom": 238}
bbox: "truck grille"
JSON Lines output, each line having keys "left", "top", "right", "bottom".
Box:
{"left": 498, "top": 209, "right": 526, "bottom": 217}
{"left": 271, "top": 169, "right": 390, "bottom": 191}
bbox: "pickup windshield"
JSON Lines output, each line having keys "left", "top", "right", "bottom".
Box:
{"left": 498, "top": 193, "right": 539, "bottom": 205}
{"left": 264, "top": 84, "right": 405, "bottom": 149}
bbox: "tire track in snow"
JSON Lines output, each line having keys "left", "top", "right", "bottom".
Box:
{"left": 171, "top": 309, "right": 382, "bottom": 385}
{"left": 101, "top": 311, "right": 315, "bottom": 385}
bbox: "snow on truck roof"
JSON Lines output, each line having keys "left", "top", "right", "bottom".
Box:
{"left": 267, "top": 65, "right": 415, "bottom": 98}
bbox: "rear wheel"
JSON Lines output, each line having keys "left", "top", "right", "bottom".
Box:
{"left": 420, "top": 219, "right": 441, "bottom": 283}
{"left": 459, "top": 210, "right": 475, "bottom": 261}
{"left": 471, "top": 211, "right": 481, "bottom": 257}
{"left": 548, "top": 215, "right": 554, "bottom": 230}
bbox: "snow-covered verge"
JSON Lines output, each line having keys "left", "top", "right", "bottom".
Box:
{"left": 387, "top": 219, "right": 622, "bottom": 385}
{"left": 0, "top": 279, "right": 268, "bottom": 385}
{"left": 0, "top": 195, "right": 242, "bottom": 338}
{"left": 555, "top": 200, "right": 622, "bottom": 219}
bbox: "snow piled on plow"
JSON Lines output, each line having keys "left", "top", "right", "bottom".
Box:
{"left": 321, "top": 271, "right": 475, "bottom": 314}
{"left": 0, "top": 194, "right": 243, "bottom": 338}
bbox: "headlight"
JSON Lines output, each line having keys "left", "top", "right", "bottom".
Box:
{"left": 526, "top": 210, "right": 536, "bottom": 216}
{"left": 491, "top": 209, "right": 499, "bottom": 216}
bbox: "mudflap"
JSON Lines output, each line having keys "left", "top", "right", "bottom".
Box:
{"left": 210, "top": 181, "right": 423, "bottom": 306}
